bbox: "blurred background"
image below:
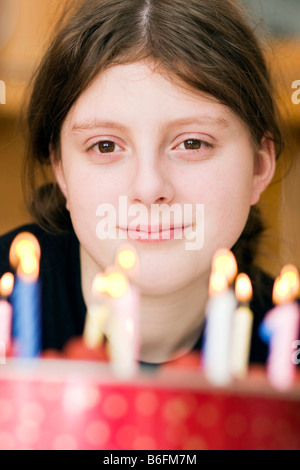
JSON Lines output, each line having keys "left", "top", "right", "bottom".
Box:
{"left": 0, "top": 0, "right": 299, "bottom": 277}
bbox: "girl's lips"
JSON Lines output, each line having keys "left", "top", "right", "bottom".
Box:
{"left": 118, "top": 226, "right": 191, "bottom": 242}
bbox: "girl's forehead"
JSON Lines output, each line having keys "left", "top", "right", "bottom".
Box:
{"left": 63, "top": 61, "right": 236, "bottom": 128}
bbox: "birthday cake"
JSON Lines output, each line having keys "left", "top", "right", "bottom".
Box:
{"left": 0, "top": 357, "right": 300, "bottom": 451}
{"left": 0, "top": 232, "right": 300, "bottom": 450}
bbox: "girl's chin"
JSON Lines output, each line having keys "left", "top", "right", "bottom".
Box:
{"left": 92, "top": 241, "right": 206, "bottom": 292}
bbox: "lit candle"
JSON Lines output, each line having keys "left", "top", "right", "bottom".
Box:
{"left": 0, "top": 273, "right": 14, "bottom": 362}
{"left": 83, "top": 273, "right": 111, "bottom": 349}
{"left": 230, "top": 273, "right": 253, "bottom": 379}
{"left": 9, "top": 232, "right": 41, "bottom": 269}
{"left": 115, "top": 244, "right": 139, "bottom": 279}
{"left": 259, "top": 266, "right": 300, "bottom": 391}
{"left": 203, "top": 249, "right": 238, "bottom": 386}
{"left": 114, "top": 244, "right": 140, "bottom": 362}
{"left": 211, "top": 248, "right": 238, "bottom": 288}
{"left": 9, "top": 233, "right": 41, "bottom": 358}
{"left": 105, "top": 245, "right": 140, "bottom": 379}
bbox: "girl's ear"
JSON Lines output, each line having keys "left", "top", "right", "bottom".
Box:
{"left": 251, "top": 136, "right": 276, "bottom": 206}
{"left": 50, "top": 147, "right": 70, "bottom": 210}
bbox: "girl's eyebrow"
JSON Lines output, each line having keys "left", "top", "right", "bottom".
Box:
{"left": 70, "top": 116, "right": 230, "bottom": 134}
{"left": 71, "top": 120, "right": 129, "bottom": 134}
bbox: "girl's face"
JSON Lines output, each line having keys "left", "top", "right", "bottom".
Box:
{"left": 54, "top": 61, "right": 274, "bottom": 295}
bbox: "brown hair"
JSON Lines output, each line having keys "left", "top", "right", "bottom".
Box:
{"left": 23, "top": 0, "right": 284, "bottom": 274}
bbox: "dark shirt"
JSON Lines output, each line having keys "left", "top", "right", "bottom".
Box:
{"left": 0, "top": 223, "right": 274, "bottom": 363}
{"left": 0, "top": 223, "right": 86, "bottom": 351}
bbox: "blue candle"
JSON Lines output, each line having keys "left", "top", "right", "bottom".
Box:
{"left": 12, "top": 272, "right": 41, "bottom": 358}
{"left": 9, "top": 234, "right": 41, "bottom": 359}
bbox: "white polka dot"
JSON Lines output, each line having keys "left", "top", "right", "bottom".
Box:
{"left": 116, "top": 425, "right": 139, "bottom": 449}
{"left": 20, "top": 402, "right": 45, "bottom": 424}
{"left": 102, "top": 393, "right": 128, "bottom": 419}
{"left": 52, "top": 434, "right": 78, "bottom": 450}
{"left": 163, "top": 397, "right": 190, "bottom": 423}
{"left": 133, "top": 435, "right": 157, "bottom": 450}
{"left": 135, "top": 391, "right": 159, "bottom": 416}
{"left": 196, "top": 403, "right": 219, "bottom": 428}
{"left": 165, "top": 423, "right": 189, "bottom": 447}
{"left": 39, "top": 382, "right": 62, "bottom": 402}
{"left": 85, "top": 420, "right": 111, "bottom": 447}
{"left": 251, "top": 415, "right": 272, "bottom": 438}
{"left": 225, "top": 413, "right": 247, "bottom": 438}
{"left": 183, "top": 435, "right": 207, "bottom": 450}
{"left": 63, "top": 384, "right": 100, "bottom": 414}
{"left": 0, "top": 432, "right": 15, "bottom": 450}
{"left": 16, "top": 419, "right": 40, "bottom": 445}
{"left": 0, "top": 399, "right": 13, "bottom": 423}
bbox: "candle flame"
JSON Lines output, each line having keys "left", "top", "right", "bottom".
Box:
{"left": 280, "top": 264, "right": 300, "bottom": 298}
{"left": 209, "top": 271, "right": 228, "bottom": 296}
{"left": 273, "top": 266, "right": 300, "bottom": 304}
{"left": 92, "top": 273, "right": 108, "bottom": 297}
{"left": 235, "top": 273, "right": 253, "bottom": 303}
{"left": 115, "top": 245, "right": 138, "bottom": 271}
{"left": 105, "top": 271, "right": 129, "bottom": 298}
{"left": 9, "top": 232, "right": 41, "bottom": 269}
{"left": 17, "top": 252, "right": 39, "bottom": 281}
{"left": 280, "top": 264, "right": 299, "bottom": 276}
{"left": 0, "top": 272, "right": 14, "bottom": 297}
{"left": 211, "top": 249, "right": 237, "bottom": 284}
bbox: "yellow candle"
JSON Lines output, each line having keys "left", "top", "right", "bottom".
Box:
{"left": 83, "top": 273, "right": 111, "bottom": 349}
{"left": 230, "top": 273, "right": 254, "bottom": 379}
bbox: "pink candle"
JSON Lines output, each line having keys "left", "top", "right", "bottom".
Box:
{"left": 0, "top": 273, "right": 14, "bottom": 361}
{"left": 260, "top": 266, "right": 300, "bottom": 391}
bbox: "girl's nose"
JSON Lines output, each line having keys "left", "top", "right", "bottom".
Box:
{"left": 127, "top": 155, "right": 175, "bottom": 207}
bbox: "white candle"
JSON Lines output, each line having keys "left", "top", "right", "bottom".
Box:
{"left": 106, "top": 245, "right": 140, "bottom": 379}
{"left": 203, "top": 249, "right": 238, "bottom": 386}
{"left": 109, "top": 281, "right": 140, "bottom": 379}
{"left": 102, "top": 250, "right": 140, "bottom": 379}
{"left": 203, "top": 271, "right": 237, "bottom": 386}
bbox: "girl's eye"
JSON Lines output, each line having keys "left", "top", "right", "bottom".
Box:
{"left": 90, "top": 140, "right": 123, "bottom": 154}
{"left": 177, "top": 139, "right": 211, "bottom": 151}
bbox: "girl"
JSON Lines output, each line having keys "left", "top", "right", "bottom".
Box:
{"left": 0, "top": 0, "right": 283, "bottom": 364}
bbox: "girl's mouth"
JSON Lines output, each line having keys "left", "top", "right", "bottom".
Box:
{"left": 118, "top": 225, "right": 191, "bottom": 243}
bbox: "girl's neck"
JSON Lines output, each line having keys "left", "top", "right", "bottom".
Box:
{"left": 80, "top": 245, "right": 209, "bottom": 364}
{"left": 137, "top": 277, "right": 208, "bottom": 363}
